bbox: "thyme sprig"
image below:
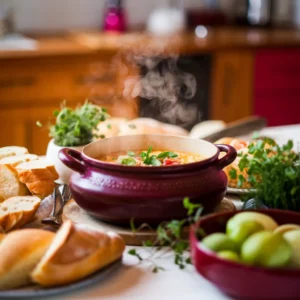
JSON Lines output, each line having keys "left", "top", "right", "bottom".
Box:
{"left": 128, "top": 197, "right": 203, "bottom": 272}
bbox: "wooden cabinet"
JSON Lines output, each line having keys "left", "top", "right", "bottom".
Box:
{"left": 0, "top": 106, "right": 57, "bottom": 155}
{"left": 210, "top": 50, "right": 254, "bottom": 123}
{"left": 254, "top": 49, "right": 300, "bottom": 126}
{"left": 0, "top": 54, "right": 139, "bottom": 155}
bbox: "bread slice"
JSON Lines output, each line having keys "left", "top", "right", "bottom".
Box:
{"left": 31, "top": 221, "right": 125, "bottom": 287}
{"left": 16, "top": 160, "right": 59, "bottom": 198}
{"left": 16, "top": 160, "right": 59, "bottom": 181}
{"left": 0, "top": 154, "right": 39, "bottom": 172}
{"left": 0, "top": 165, "right": 29, "bottom": 202}
{"left": 0, "top": 146, "right": 28, "bottom": 159}
{"left": 25, "top": 180, "right": 56, "bottom": 200}
{"left": 0, "top": 229, "right": 54, "bottom": 289}
{"left": 0, "top": 196, "right": 41, "bottom": 232}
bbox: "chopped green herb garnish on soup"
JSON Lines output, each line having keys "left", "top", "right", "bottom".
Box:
{"left": 99, "top": 146, "right": 204, "bottom": 167}
{"left": 121, "top": 158, "right": 136, "bottom": 166}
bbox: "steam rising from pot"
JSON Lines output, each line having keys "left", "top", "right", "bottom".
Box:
{"left": 123, "top": 53, "right": 200, "bottom": 128}
{"left": 87, "top": 34, "right": 201, "bottom": 127}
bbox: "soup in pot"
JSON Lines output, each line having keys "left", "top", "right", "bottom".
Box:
{"left": 99, "top": 146, "right": 204, "bottom": 166}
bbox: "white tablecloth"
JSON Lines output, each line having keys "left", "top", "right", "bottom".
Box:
{"left": 59, "top": 124, "right": 300, "bottom": 300}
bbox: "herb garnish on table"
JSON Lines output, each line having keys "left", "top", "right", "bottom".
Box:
{"left": 128, "top": 198, "right": 203, "bottom": 272}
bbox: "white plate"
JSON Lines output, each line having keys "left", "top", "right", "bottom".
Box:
{"left": 226, "top": 187, "right": 256, "bottom": 195}
{"left": 0, "top": 259, "right": 121, "bottom": 299}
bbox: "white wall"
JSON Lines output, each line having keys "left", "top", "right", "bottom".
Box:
{"left": 11, "top": 0, "right": 294, "bottom": 32}
{"left": 11, "top": 0, "right": 169, "bottom": 32}
{"left": 9, "top": 0, "right": 237, "bottom": 32}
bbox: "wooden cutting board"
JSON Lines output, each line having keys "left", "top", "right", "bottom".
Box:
{"left": 62, "top": 199, "right": 236, "bottom": 246}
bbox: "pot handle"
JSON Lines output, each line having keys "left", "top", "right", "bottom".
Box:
{"left": 215, "top": 144, "right": 237, "bottom": 169}
{"left": 58, "top": 148, "right": 86, "bottom": 174}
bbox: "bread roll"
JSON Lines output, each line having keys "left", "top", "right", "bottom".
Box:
{"left": 0, "top": 196, "right": 41, "bottom": 232}
{"left": 0, "top": 154, "right": 38, "bottom": 170}
{"left": 118, "top": 118, "right": 165, "bottom": 136}
{"left": 0, "top": 165, "right": 29, "bottom": 202}
{"left": 96, "top": 118, "right": 127, "bottom": 139}
{"left": 160, "top": 123, "right": 189, "bottom": 136}
{"left": 16, "top": 160, "right": 59, "bottom": 198}
{"left": 189, "top": 121, "right": 226, "bottom": 139}
{"left": 31, "top": 221, "right": 125, "bottom": 287}
{"left": 0, "top": 229, "right": 54, "bottom": 289}
{"left": 0, "top": 146, "right": 28, "bottom": 159}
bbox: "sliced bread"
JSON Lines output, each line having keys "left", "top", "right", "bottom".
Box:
{"left": 16, "top": 160, "right": 58, "bottom": 198}
{"left": 0, "top": 146, "right": 28, "bottom": 159}
{"left": 0, "top": 165, "right": 29, "bottom": 202}
{"left": 0, "top": 154, "right": 39, "bottom": 170}
{"left": 0, "top": 196, "right": 41, "bottom": 231}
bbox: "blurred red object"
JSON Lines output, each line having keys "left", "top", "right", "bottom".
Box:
{"left": 254, "top": 49, "right": 300, "bottom": 126}
{"left": 187, "top": 9, "right": 227, "bottom": 27}
{"left": 103, "top": 0, "right": 127, "bottom": 33}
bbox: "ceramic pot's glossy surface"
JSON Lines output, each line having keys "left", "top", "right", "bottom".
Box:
{"left": 190, "top": 209, "right": 300, "bottom": 300}
{"left": 59, "top": 135, "right": 236, "bottom": 225}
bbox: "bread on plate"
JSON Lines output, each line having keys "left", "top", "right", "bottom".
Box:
{"left": 0, "top": 165, "right": 29, "bottom": 202}
{"left": 96, "top": 118, "right": 128, "bottom": 139}
{"left": 0, "top": 146, "right": 28, "bottom": 159}
{"left": 31, "top": 220, "right": 125, "bottom": 287}
{"left": 118, "top": 118, "right": 165, "bottom": 136}
{"left": 0, "top": 196, "right": 41, "bottom": 232}
{"left": 214, "top": 137, "right": 250, "bottom": 188}
{"left": 16, "top": 160, "right": 59, "bottom": 198}
{"left": 0, "top": 229, "right": 55, "bottom": 289}
{"left": 0, "top": 154, "right": 38, "bottom": 170}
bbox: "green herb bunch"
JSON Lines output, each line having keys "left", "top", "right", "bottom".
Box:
{"left": 128, "top": 197, "right": 203, "bottom": 272}
{"left": 230, "top": 138, "right": 300, "bottom": 211}
{"left": 48, "top": 101, "right": 109, "bottom": 147}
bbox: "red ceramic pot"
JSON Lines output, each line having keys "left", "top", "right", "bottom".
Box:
{"left": 59, "top": 134, "right": 236, "bottom": 225}
{"left": 190, "top": 209, "right": 300, "bottom": 300}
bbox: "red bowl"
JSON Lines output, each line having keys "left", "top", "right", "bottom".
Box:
{"left": 190, "top": 209, "right": 300, "bottom": 300}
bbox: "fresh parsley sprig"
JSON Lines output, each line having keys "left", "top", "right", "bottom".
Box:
{"left": 230, "top": 137, "right": 300, "bottom": 211}
{"left": 140, "top": 147, "right": 178, "bottom": 166}
{"left": 128, "top": 197, "right": 203, "bottom": 272}
{"left": 46, "top": 100, "right": 109, "bottom": 147}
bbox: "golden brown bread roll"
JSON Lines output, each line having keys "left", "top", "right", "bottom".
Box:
{"left": 31, "top": 221, "right": 125, "bottom": 287}
{"left": 160, "top": 123, "right": 189, "bottom": 136}
{"left": 118, "top": 118, "right": 165, "bottom": 136}
{"left": 0, "top": 229, "right": 54, "bottom": 289}
{"left": 96, "top": 118, "right": 128, "bottom": 139}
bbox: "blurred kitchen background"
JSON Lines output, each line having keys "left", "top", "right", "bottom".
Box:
{"left": 1, "top": 0, "right": 300, "bottom": 154}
